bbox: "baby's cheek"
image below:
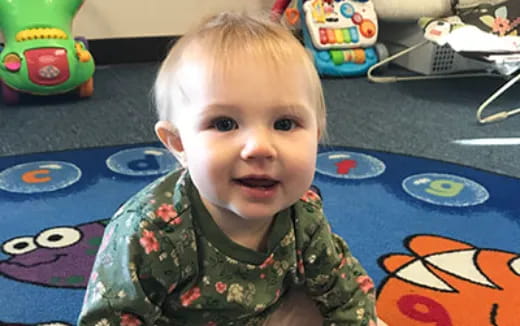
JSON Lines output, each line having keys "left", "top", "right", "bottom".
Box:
{"left": 288, "top": 162, "right": 316, "bottom": 194}
{"left": 295, "top": 153, "right": 318, "bottom": 177}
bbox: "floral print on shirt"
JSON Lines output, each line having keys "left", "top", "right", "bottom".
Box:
{"left": 78, "top": 169, "right": 377, "bottom": 326}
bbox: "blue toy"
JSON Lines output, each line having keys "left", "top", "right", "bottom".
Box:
{"left": 272, "top": 0, "right": 385, "bottom": 77}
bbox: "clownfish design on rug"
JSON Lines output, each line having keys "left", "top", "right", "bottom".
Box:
{"left": 376, "top": 234, "right": 520, "bottom": 326}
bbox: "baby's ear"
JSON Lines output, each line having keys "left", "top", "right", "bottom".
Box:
{"left": 155, "top": 121, "right": 186, "bottom": 165}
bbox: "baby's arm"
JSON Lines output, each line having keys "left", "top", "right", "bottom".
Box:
{"left": 298, "top": 199, "right": 377, "bottom": 326}
{"left": 78, "top": 215, "right": 175, "bottom": 325}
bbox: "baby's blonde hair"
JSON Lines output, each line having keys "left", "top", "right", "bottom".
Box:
{"left": 154, "top": 11, "right": 327, "bottom": 140}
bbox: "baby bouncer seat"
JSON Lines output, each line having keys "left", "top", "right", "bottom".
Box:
{"left": 368, "top": 0, "right": 520, "bottom": 124}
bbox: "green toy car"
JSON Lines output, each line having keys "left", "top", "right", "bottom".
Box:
{"left": 0, "top": 0, "right": 95, "bottom": 104}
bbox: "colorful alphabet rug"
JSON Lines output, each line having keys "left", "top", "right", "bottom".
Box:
{"left": 0, "top": 143, "right": 519, "bottom": 325}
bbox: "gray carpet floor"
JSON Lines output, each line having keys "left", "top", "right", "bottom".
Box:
{"left": 1, "top": 62, "right": 519, "bottom": 178}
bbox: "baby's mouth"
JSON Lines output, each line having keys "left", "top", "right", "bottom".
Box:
{"left": 234, "top": 178, "right": 280, "bottom": 189}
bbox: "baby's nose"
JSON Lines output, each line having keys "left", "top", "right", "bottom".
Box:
{"left": 240, "top": 130, "right": 276, "bottom": 160}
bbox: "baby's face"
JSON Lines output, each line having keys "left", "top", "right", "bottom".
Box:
{"left": 175, "top": 58, "right": 319, "bottom": 223}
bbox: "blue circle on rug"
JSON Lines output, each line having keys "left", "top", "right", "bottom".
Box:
{"left": 0, "top": 161, "right": 81, "bottom": 194}
{"left": 402, "top": 173, "right": 489, "bottom": 207}
{"left": 316, "top": 151, "right": 386, "bottom": 179}
{"left": 106, "top": 147, "right": 178, "bottom": 176}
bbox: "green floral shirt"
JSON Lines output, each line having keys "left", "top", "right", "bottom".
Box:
{"left": 78, "top": 169, "right": 377, "bottom": 326}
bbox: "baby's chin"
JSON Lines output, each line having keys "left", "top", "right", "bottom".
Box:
{"left": 225, "top": 202, "right": 292, "bottom": 220}
{"left": 230, "top": 208, "right": 284, "bottom": 221}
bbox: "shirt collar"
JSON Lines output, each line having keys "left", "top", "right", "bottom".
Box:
{"left": 172, "top": 168, "right": 292, "bottom": 264}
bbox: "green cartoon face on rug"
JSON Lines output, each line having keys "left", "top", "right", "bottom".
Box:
{"left": 0, "top": 220, "right": 107, "bottom": 288}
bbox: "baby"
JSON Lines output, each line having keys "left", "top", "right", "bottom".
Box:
{"left": 78, "top": 11, "right": 379, "bottom": 326}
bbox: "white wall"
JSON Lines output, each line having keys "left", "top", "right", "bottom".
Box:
{"left": 73, "top": 0, "right": 274, "bottom": 39}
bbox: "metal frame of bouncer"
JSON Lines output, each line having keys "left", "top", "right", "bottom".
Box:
{"left": 367, "top": 32, "right": 520, "bottom": 125}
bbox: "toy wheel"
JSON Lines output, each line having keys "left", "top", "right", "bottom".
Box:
{"left": 74, "top": 36, "right": 89, "bottom": 50}
{"left": 374, "top": 43, "right": 389, "bottom": 66}
{"left": 78, "top": 77, "right": 94, "bottom": 98}
{"left": 1, "top": 81, "right": 20, "bottom": 105}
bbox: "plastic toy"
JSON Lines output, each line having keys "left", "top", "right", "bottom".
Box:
{"left": 272, "top": 0, "right": 386, "bottom": 77}
{"left": 0, "top": 0, "right": 95, "bottom": 104}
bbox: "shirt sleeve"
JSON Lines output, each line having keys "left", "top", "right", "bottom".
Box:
{"left": 298, "top": 194, "right": 377, "bottom": 326}
{"left": 77, "top": 210, "right": 179, "bottom": 325}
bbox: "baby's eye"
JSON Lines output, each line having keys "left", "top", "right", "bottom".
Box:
{"left": 274, "top": 118, "right": 296, "bottom": 131}
{"left": 212, "top": 118, "right": 238, "bottom": 131}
